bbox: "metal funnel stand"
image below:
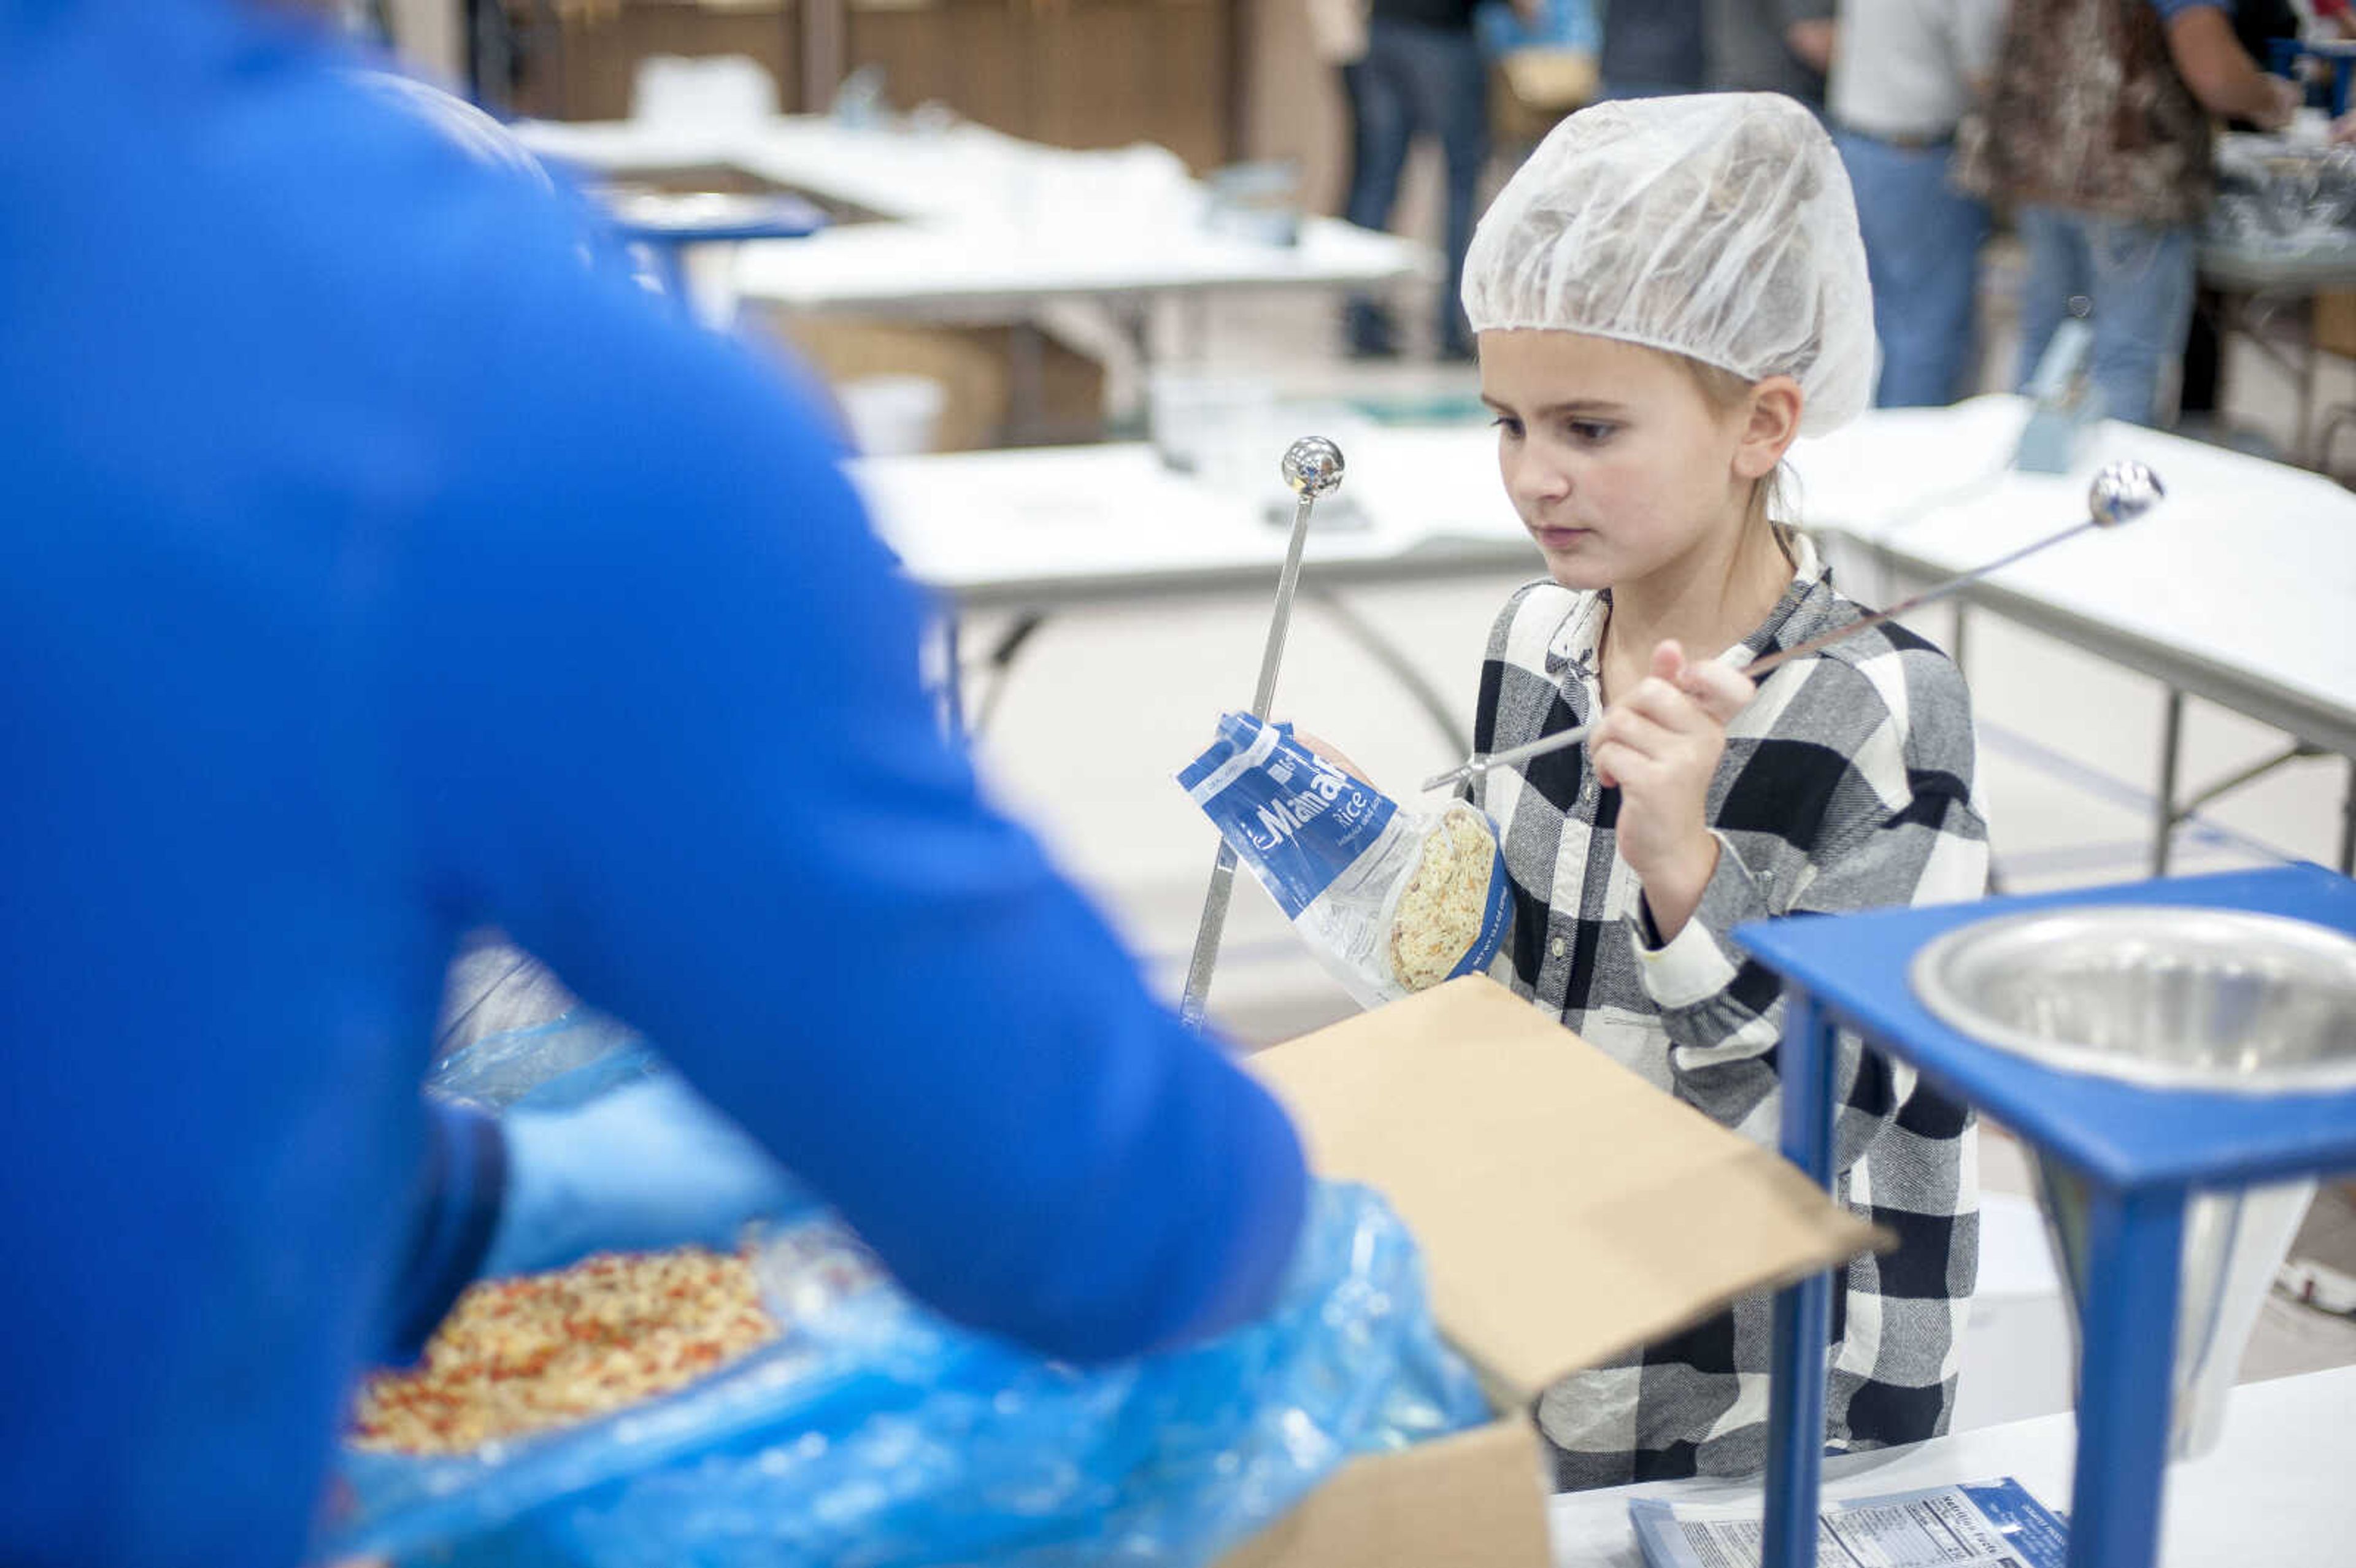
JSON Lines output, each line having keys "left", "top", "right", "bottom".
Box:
{"left": 1177, "top": 437, "right": 1345, "bottom": 1029}
{"left": 1914, "top": 904, "right": 2356, "bottom": 1460}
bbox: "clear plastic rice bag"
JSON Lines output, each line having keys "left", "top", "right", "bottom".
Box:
{"left": 1177, "top": 712, "right": 1511, "bottom": 1009}
{"left": 320, "top": 1165, "right": 1489, "bottom": 1568}
{"left": 426, "top": 1010, "right": 659, "bottom": 1112}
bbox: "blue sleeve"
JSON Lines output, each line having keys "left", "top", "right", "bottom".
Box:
{"left": 375, "top": 1101, "right": 506, "bottom": 1365}
{"left": 391, "top": 258, "right": 1304, "bottom": 1362}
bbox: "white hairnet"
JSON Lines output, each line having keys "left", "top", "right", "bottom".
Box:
{"left": 1462, "top": 93, "right": 1874, "bottom": 436}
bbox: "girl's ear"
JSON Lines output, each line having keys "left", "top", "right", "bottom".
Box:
{"left": 1732, "top": 375, "right": 1804, "bottom": 480}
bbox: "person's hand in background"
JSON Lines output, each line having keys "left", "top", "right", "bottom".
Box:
{"left": 1290, "top": 728, "right": 1376, "bottom": 785}
{"left": 2166, "top": 9, "right": 2303, "bottom": 132}
{"left": 1787, "top": 18, "right": 1837, "bottom": 73}
{"left": 2258, "top": 72, "right": 2306, "bottom": 133}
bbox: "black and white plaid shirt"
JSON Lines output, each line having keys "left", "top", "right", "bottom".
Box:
{"left": 1471, "top": 534, "right": 1988, "bottom": 1491}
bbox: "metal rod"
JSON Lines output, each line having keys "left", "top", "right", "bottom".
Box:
{"left": 1417, "top": 540, "right": 2073, "bottom": 795}
{"left": 2175, "top": 739, "right": 2319, "bottom": 818}
{"left": 1420, "top": 462, "right": 2163, "bottom": 796}
{"left": 2153, "top": 689, "right": 2185, "bottom": 878}
{"left": 1179, "top": 438, "right": 1345, "bottom": 1028}
{"left": 2339, "top": 755, "right": 2355, "bottom": 877}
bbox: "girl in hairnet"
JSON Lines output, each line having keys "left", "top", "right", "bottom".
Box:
{"left": 1463, "top": 94, "right": 1988, "bottom": 1488}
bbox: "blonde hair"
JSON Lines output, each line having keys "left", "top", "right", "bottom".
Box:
{"left": 1673, "top": 352, "right": 1798, "bottom": 562}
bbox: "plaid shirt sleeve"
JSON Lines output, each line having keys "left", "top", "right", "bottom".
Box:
{"left": 1633, "top": 634, "right": 1992, "bottom": 1163}
{"left": 1476, "top": 548, "right": 1990, "bottom": 1491}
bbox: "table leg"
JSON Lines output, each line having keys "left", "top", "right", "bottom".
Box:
{"left": 1949, "top": 600, "right": 1970, "bottom": 674}
{"left": 1120, "top": 301, "right": 1157, "bottom": 435}
{"left": 926, "top": 612, "right": 966, "bottom": 742}
{"left": 1007, "top": 320, "right": 1045, "bottom": 447}
{"left": 2066, "top": 1181, "right": 2185, "bottom": 1568}
{"left": 2341, "top": 755, "right": 2355, "bottom": 876}
{"left": 2152, "top": 688, "right": 2184, "bottom": 877}
{"left": 1762, "top": 988, "right": 1839, "bottom": 1568}
{"left": 969, "top": 609, "right": 1050, "bottom": 738}
{"left": 2300, "top": 295, "right": 2320, "bottom": 467}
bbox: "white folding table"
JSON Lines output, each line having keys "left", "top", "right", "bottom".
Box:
{"left": 847, "top": 432, "right": 1535, "bottom": 749}
{"left": 517, "top": 116, "right": 1431, "bottom": 438}
{"left": 848, "top": 399, "right": 2356, "bottom": 871}
{"left": 1787, "top": 394, "right": 2356, "bottom": 873}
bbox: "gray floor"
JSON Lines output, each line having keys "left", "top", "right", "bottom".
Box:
{"left": 952, "top": 245, "right": 2356, "bottom": 1382}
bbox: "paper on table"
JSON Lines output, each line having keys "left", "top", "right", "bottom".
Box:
{"left": 1626, "top": 1477, "right": 2068, "bottom": 1568}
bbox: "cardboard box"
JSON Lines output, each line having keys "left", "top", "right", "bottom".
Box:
{"left": 2316, "top": 288, "right": 2356, "bottom": 363}
{"left": 752, "top": 313, "right": 1108, "bottom": 451}
{"left": 1217, "top": 977, "right": 1884, "bottom": 1568}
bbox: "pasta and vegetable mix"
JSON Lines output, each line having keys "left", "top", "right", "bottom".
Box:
{"left": 1388, "top": 804, "right": 1504, "bottom": 993}
{"left": 351, "top": 1246, "right": 778, "bottom": 1455}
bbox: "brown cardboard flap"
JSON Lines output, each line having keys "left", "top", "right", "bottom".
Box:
{"left": 1212, "top": 1418, "right": 1551, "bottom": 1568}
{"left": 1246, "top": 977, "right": 1882, "bottom": 1403}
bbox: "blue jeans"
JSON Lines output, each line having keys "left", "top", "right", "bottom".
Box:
{"left": 1342, "top": 18, "right": 1488, "bottom": 355}
{"left": 2012, "top": 205, "right": 2196, "bottom": 427}
{"left": 1834, "top": 129, "right": 1989, "bottom": 408}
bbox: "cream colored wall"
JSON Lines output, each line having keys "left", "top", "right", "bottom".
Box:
{"left": 385, "top": 0, "right": 466, "bottom": 85}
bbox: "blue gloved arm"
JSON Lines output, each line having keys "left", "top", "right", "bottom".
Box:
{"left": 480, "top": 1075, "right": 804, "bottom": 1278}
{"left": 377, "top": 1099, "right": 506, "bottom": 1364}
{"left": 397, "top": 265, "right": 1306, "bottom": 1364}
{"left": 379, "top": 1081, "right": 802, "bottom": 1362}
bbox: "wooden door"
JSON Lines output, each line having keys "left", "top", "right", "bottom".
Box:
{"left": 1026, "top": 0, "right": 1231, "bottom": 170}
{"left": 509, "top": 1, "right": 803, "bottom": 121}
{"left": 842, "top": 0, "right": 1034, "bottom": 137}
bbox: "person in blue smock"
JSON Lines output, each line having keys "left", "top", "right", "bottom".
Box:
{"left": 0, "top": 4, "right": 1308, "bottom": 1566}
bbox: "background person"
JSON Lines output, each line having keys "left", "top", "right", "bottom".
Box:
{"left": 1704, "top": 0, "right": 1837, "bottom": 109}
{"left": 1830, "top": 0, "right": 2009, "bottom": 407}
{"left": 1593, "top": 0, "right": 1706, "bottom": 102}
{"left": 1341, "top": 0, "right": 1494, "bottom": 359}
{"left": 1957, "top": 0, "right": 2300, "bottom": 425}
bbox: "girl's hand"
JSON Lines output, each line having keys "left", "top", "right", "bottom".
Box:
{"left": 1292, "top": 728, "right": 1375, "bottom": 785}
{"left": 1590, "top": 640, "right": 1755, "bottom": 939}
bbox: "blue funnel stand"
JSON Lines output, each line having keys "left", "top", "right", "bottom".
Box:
{"left": 1741, "top": 863, "right": 2356, "bottom": 1568}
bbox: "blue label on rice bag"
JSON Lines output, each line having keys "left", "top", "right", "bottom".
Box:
{"left": 1177, "top": 713, "right": 1398, "bottom": 918}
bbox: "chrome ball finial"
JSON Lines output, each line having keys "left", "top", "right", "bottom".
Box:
{"left": 1280, "top": 436, "right": 1345, "bottom": 500}
{"left": 2088, "top": 460, "right": 2163, "bottom": 528}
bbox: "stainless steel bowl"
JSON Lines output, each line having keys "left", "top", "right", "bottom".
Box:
{"left": 1909, "top": 905, "right": 2356, "bottom": 1094}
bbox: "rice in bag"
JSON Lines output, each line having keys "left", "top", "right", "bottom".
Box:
{"left": 1176, "top": 712, "right": 1511, "bottom": 1009}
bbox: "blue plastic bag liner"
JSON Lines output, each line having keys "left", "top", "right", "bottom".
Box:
{"left": 1475, "top": 0, "right": 1598, "bottom": 58}
{"left": 1177, "top": 712, "right": 1511, "bottom": 1009}
{"left": 427, "top": 1011, "right": 659, "bottom": 1113}
{"left": 320, "top": 1179, "right": 1489, "bottom": 1568}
